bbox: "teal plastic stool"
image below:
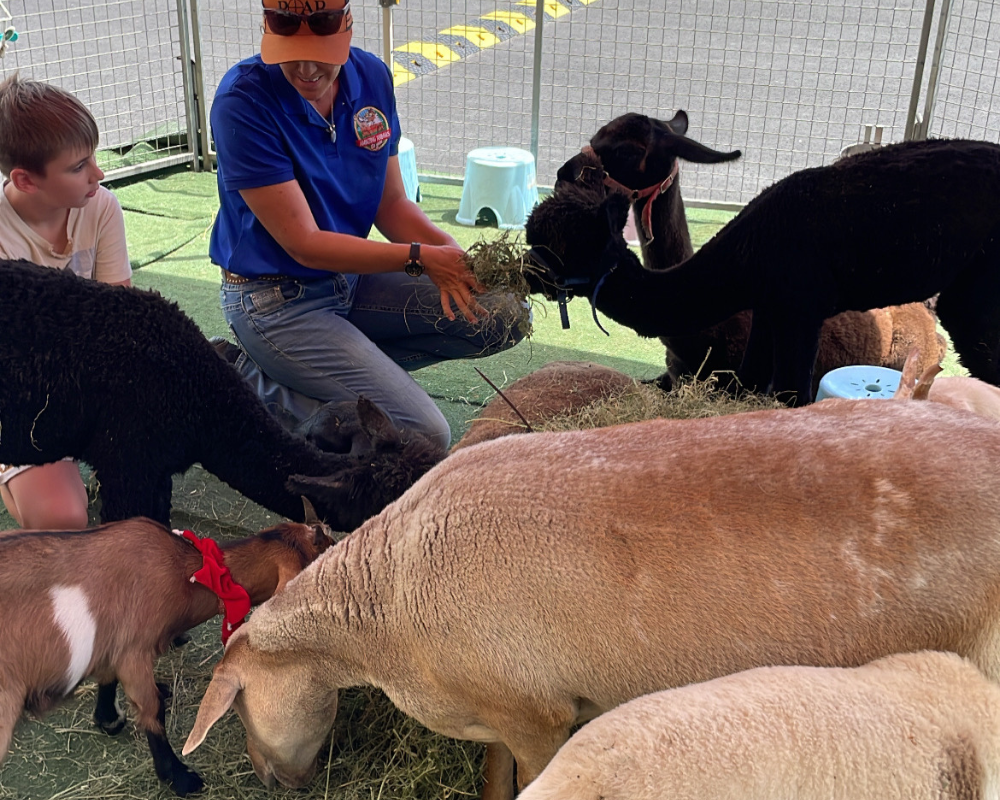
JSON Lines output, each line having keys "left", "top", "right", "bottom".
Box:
{"left": 815, "top": 365, "right": 902, "bottom": 401}
{"left": 398, "top": 137, "right": 420, "bottom": 202}
{"left": 456, "top": 147, "right": 539, "bottom": 229}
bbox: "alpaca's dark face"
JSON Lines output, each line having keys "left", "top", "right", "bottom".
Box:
{"left": 524, "top": 184, "right": 631, "bottom": 301}
{"left": 554, "top": 149, "right": 606, "bottom": 192}
{"left": 591, "top": 110, "right": 741, "bottom": 190}
{"left": 286, "top": 396, "right": 447, "bottom": 533}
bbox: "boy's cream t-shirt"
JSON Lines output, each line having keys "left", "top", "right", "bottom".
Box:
{"left": 0, "top": 184, "right": 132, "bottom": 282}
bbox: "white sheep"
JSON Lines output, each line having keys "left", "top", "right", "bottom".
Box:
{"left": 518, "top": 651, "right": 1000, "bottom": 800}
{"left": 183, "top": 399, "right": 1000, "bottom": 800}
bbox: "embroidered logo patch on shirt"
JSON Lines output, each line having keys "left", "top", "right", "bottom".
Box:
{"left": 354, "top": 106, "right": 392, "bottom": 152}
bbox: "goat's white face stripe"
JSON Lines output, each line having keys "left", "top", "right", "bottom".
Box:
{"left": 50, "top": 585, "right": 96, "bottom": 692}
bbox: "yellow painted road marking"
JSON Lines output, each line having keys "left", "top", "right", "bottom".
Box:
{"left": 393, "top": 2, "right": 598, "bottom": 83}
{"left": 441, "top": 24, "right": 501, "bottom": 48}
{"left": 515, "top": 0, "right": 572, "bottom": 19}
{"left": 396, "top": 41, "right": 462, "bottom": 66}
{"left": 392, "top": 63, "right": 416, "bottom": 85}
{"left": 481, "top": 10, "right": 535, "bottom": 34}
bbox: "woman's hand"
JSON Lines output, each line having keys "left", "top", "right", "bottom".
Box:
{"left": 421, "top": 244, "right": 487, "bottom": 323}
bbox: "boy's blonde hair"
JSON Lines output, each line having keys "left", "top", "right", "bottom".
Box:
{"left": 0, "top": 74, "right": 100, "bottom": 176}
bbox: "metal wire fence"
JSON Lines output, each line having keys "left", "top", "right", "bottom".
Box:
{"left": 0, "top": 0, "right": 197, "bottom": 180}
{"left": 1, "top": 0, "right": 997, "bottom": 205}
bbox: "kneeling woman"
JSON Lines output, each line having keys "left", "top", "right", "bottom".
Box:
{"left": 210, "top": 0, "right": 527, "bottom": 450}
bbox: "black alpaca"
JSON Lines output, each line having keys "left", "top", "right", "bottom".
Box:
{"left": 0, "top": 260, "right": 445, "bottom": 528}
{"left": 554, "top": 114, "right": 750, "bottom": 389}
{"left": 528, "top": 124, "right": 1000, "bottom": 404}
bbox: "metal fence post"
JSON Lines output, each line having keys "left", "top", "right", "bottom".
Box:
{"left": 378, "top": 0, "right": 398, "bottom": 71}
{"left": 529, "top": 0, "right": 545, "bottom": 164}
{"left": 175, "top": 0, "right": 202, "bottom": 171}
{"left": 915, "top": 0, "right": 955, "bottom": 140}
{"left": 189, "top": 0, "right": 213, "bottom": 169}
{"left": 905, "top": 0, "right": 937, "bottom": 140}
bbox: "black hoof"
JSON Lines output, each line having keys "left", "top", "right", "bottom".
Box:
{"left": 156, "top": 681, "right": 173, "bottom": 702}
{"left": 168, "top": 766, "right": 205, "bottom": 797}
{"left": 95, "top": 714, "right": 126, "bottom": 736}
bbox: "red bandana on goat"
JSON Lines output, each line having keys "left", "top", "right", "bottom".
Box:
{"left": 178, "top": 530, "right": 251, "bottom": 644}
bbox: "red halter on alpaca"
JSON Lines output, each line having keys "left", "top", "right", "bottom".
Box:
{"left": 178, "top": 529, "right": 252, "bottom": 643}
{"left": 580, "top": 145, "right": 679, "bottom": 243}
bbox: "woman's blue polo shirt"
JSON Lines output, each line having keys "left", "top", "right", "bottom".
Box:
{"left": 209, "top": 50, "right": 401, "bottom": 282}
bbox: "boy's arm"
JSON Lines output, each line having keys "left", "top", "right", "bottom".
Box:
{"left": 93, "top": 189, "right": 133, "bottom": 285}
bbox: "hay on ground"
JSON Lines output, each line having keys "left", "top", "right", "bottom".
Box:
{"left": 537, "top": 373, "right": 787, "bottom": 433}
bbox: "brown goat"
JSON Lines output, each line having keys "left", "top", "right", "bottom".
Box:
{"left": 0, "top": 512, "right": 333, "bottom": 796}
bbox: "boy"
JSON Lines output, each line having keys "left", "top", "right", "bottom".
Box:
{"left": 0, "top": 74, "right": 132, "bottom": 529}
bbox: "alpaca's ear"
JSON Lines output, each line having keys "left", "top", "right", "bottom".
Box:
{"left": 664, "top": 109, "right": 689, "bottom": 136}
{"left": 669, "top": 133, "right": 742, "bottom": 165}
{"left": 602, "top": 192, "right": 631, "bottom": 234}
{"left": 356, "top": 396, "right": 402, "bottom": 449}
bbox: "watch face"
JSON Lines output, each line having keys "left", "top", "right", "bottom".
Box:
{"left": 404, "top": 260, "right": 423, "bottom": 277}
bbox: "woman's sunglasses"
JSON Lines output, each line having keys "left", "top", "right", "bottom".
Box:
{"left": 263, "top": 4, "right": 351, "bottom": 37}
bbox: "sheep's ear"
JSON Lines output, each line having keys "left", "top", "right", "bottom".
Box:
{"left": 182, "top": 661, "right": 243, "bottom": 755}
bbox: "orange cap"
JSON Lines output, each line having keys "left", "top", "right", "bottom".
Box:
{"left": 260, "top": 0, "right": 353, "bottom": 65}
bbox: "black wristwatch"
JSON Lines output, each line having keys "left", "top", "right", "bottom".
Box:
{"left": 403, "top": 242, "right": 423, "bottom": 277}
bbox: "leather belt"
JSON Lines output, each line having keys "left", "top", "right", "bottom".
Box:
{"left": 221, "top": 268, "right": 290, "bottom": 285}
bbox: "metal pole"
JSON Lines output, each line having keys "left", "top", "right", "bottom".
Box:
{"left": 188, "top": 0, "right": 213, "bottom": 169}
{"left": 176, "top": 0, "right": 201, "bottom": 172}
{"left": 917, "top": 0, "right": 955, "bottom": 140}
{"left": 529, "top": 0, "right": 545, "bottom": 161}
{"left": 904, "top": 0, "right": 937, "bottom": 140}
{"left": 379, "top": 0, "right": 398, "bottom": 71}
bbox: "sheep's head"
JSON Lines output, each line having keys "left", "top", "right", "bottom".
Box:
{"left": 287, "top": 396, "right": 447, "bottom": 533}
{"left": 591, "top": 110, "right": 742, "bottom": 190}
{"left": 523, "top": 180, "right": 633, "bottom": 302}
{"left": 183, "top": 630, "right": 337, "bottom": 790}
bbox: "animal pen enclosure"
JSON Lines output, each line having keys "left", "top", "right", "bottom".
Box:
{"left": 2, "top": 0, "right": 998, "bottom": 206}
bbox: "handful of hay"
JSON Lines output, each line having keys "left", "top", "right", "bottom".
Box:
{"left": 466, "top": 230, "right": 537, "bottom": 297}
{"left": 466, "top": 230, "right": 542, "bottom": 340}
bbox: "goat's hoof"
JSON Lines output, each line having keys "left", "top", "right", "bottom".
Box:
{"left": 169, "top": 766, "right": 205, "bottom": 797}
{"left": 156, "top": 681, "right": 173, "bottom": 702}
{"left": 95, "top": 713, "right": 126, "bottom": 736}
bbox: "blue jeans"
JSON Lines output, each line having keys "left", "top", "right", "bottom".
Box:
{"left": 221, "top": 270, "right": 528, "bottom": 449}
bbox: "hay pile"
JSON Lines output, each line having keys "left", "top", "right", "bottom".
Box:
{"left": 537, "top": 373, "right": 786, "bottom": 433}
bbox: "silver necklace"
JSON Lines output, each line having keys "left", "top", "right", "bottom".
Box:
{"left": 327, "top": 85, "right": 337, "bottom": 143}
